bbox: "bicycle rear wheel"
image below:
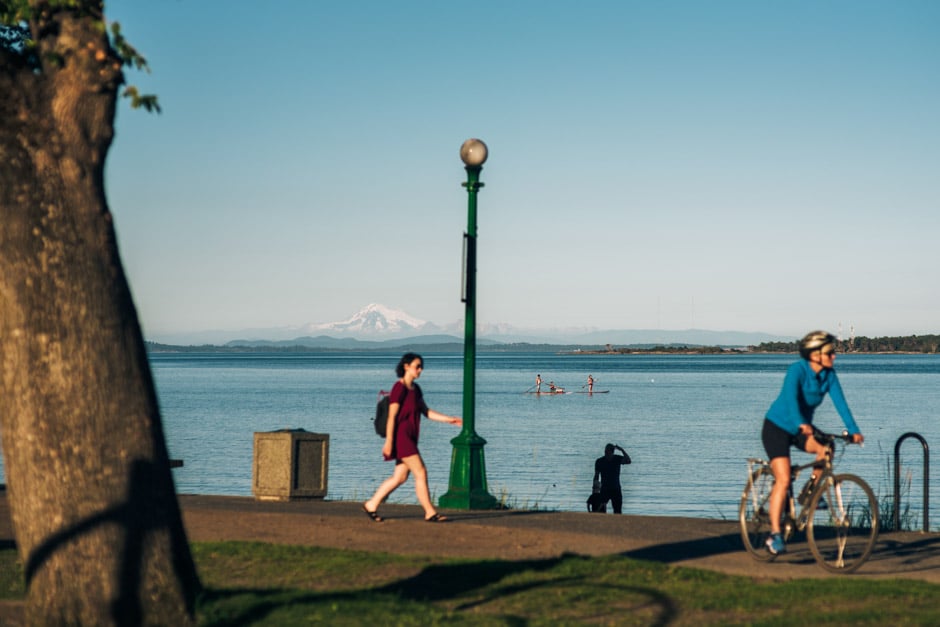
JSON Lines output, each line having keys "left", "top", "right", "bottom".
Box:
{"left": 807, "top": 473, "right": 879, "bottom": 573}
{"left": 740, "top": 466, "right": 776, "bottom": 560}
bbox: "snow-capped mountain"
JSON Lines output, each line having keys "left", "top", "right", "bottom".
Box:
{"left": 302, "top": 303, "right": 441, "bottom": 338}
{"left": 147, "top": 303, "right": 794, "bottom": 347}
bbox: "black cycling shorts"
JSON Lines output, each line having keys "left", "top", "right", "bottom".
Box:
{"left": 761, "top": 418, "right": 809, "bottom": 460}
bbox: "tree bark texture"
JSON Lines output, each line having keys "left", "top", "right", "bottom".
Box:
{"left": 0, "top": 5, "right": 200, "bottom": 625}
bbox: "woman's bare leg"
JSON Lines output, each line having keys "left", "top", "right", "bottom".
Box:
{"left": 804, "top": 435, "right": 828, "bottom": 482}
{"left": 768, "top": 456, "right": 791, "bottom": 535}
{"left": 400, "top": 454, "right": 437, "bottom": 519}
{"left": 365, "top": 463, "right": 410, "bottom": 512}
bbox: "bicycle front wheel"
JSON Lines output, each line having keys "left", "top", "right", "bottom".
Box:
{"left": 739, "top": 466, "right": 776, "bottom": 561}
{"left": 807, "top": 473, "right": 879, "bottom": 573}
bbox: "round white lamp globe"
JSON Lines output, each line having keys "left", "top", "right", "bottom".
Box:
{"left": 460, "top": 138, "right": 488, "bottom": 167}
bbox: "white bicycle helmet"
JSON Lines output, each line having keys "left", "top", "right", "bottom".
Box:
{"left": 799, "top": 330, "right": 836, "bottom": 359}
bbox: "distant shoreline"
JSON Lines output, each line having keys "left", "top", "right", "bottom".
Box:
{"left": 145, "top": 341, "right": 936, "bottom": 356}
{"left": 146, "top": 332, "right": 940, "bottom": 355}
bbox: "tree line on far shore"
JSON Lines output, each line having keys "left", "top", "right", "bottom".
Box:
{"left": 753, "top": 334, "right": 940, "bottom": 354}
{"left": 572, "top": 334, "right": 940, "bottom": 355}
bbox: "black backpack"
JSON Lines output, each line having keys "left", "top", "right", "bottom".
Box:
{"left": 373, "top": 391, "right": 390, "bottom": 437}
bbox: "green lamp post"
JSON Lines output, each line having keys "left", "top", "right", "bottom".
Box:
{"left": 439, "top": 138, "right": 498, "bottom": 510}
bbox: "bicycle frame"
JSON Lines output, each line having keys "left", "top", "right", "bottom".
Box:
{"left": 741, "top": 430, "right": 878, "bottom": 573}
{"left": 747, "top": 439, "right": 836, "bottom": 536}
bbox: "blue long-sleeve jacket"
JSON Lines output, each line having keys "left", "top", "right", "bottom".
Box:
{"left": 766, "top": 359, "right": 860, "bottom": 436}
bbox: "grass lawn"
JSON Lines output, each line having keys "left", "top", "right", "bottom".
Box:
{"left": 3, "top": 542, "right": 939, "bottom": 625}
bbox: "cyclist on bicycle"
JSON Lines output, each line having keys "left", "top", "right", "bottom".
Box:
{"left": 761, "top": 330, "right": 864, "bottom": 555}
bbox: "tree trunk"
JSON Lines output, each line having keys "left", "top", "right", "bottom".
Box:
{"left": 0, "top": 7, "right": 200, "bottom": 625}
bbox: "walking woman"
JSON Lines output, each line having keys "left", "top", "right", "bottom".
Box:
{"left": 363, "top": 353, "right": 462, "bottom": 523}
{"left": 761, "top": 330, "right": 864, "bottom": 555}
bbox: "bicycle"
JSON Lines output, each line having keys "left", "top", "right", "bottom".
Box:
{"left": 739, "top": 430, "right": 879, "bottom": 573}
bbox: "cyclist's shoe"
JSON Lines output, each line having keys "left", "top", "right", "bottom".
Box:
{"left": 765, "top": 533, "right": 786, "bottom": 555}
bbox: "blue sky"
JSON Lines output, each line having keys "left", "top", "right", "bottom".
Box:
{"left": 103, "top": 1, "right": 939, "bottom": 342}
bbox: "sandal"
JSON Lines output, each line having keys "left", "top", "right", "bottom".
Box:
{"left": 362, "top": 504, "right": 384, "bottom": 523}
{"left": 424, "top": 513, "right": 448, "bottom": 523}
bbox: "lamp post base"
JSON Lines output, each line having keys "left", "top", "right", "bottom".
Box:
{"left": 439, "top": 433, "right": 499, "bottom": 510}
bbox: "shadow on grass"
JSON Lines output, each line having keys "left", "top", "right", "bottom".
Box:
{"left": 198, "top": 555, "right": 678, "bottom": 626}
{"left": 378, "top": 555, "right": 566, "bottom": 601}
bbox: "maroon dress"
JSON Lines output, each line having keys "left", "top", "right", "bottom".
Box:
{"left": 383, "top": 381, "right": 427, "bottom": 462}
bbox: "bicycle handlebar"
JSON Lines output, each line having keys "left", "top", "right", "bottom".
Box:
{"left": 813, "top": 428, "right": 862, "bottom": 446}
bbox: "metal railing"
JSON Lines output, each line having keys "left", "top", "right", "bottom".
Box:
{"left": 893, "top": 432, "right": 929, "bottom": 532}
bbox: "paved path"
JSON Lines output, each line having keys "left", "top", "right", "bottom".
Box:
{"left": 177, "top": 495, "right": 940, "bottom": 582}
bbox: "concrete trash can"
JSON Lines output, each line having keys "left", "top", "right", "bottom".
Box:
{"left": 252, "top": 429, "right": 329, "bottom": 501}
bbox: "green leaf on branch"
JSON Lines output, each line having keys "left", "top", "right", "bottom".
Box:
{"left": 109, "top": 21, "right": 161, "bottom": 113}
{"left": 122, "top": 86, "right": 161, "bottom": 113}
{"left": 109, "top": 21, "right": 150, "bottom": 71}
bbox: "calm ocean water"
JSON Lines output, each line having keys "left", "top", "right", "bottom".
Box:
{"left": 2, "top": 352, "right": 938, "bottom": 529}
